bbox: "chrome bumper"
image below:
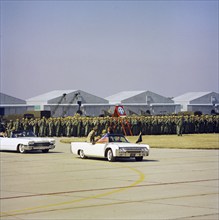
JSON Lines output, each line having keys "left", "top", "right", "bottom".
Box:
{"left": 24, "top": 145, "right": 55, "bottom": 151}
{"left": 115, "top": 149, "right": 149, "bottom": 157}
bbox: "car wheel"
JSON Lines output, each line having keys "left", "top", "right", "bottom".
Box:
{"left": 135, "top": 156, "right": 143, "bottom": 161}
{"left": 18, "top": 144, "right": 26, "bottom": 154}
{"left": 42, "top": 149, "right": 49, "bottom": 153}
{"left": 79, "top": 150, "right": 86, "bottom": 159}
{"left": 107, "top": 149, "right": 115, "bottom": 162}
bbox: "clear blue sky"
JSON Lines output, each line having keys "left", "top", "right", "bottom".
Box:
{"left": 1, "top": 0, "right": 218, "bottom": 99}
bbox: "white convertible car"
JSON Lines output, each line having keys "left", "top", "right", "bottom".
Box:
{"left": 71, "top": 133, "right": 150, "bottom": 162}
{"left": 0, "top": 130, "right": 55, "bottom": 153}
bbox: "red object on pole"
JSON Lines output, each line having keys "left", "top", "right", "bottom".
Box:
{"left": 113, "top": 105, "right": 126, "bottom": 117}
{"left": 112, "top": 105, "right": 133, "bottom": 136}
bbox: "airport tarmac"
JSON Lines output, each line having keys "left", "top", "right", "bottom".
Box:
{"left": 0, "top": 138, "right": 218, "bottom": 220}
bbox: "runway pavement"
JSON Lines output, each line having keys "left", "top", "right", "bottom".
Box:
{"left": 0, "top": 138, "right": 218, "bottom": 220}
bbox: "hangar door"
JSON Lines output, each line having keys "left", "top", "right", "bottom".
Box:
{"left": 0, "top": 108, "right": 5, "bottom": 116}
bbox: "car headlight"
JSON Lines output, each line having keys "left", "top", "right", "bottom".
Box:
{"left": 28, "top": 141, "right": 35, "bottom": 146}
{"left": 141, "top": 147, "right": 148, "bottom": 152}
{"left": 50, "top": 140, "right": 55, "bottom": 145}
{"left": 119, "top": 147, "right": 126, "bottom": 152}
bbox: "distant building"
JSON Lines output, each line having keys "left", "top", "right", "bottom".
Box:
{"left": 106, "top": 91, "right": 180, "bottom": 115}
{"left": 26, "top": 90, "right": 109, "bottom": 117}
{"left": 173, "top": 92, "right": 219, "bottom": 114}
{"left": 2, "top": 90, "right": 218, "bottom": 118}
{"left": 0, "top": 92, "right": 30, "bottom": 117}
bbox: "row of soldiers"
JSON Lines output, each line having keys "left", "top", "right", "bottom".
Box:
{"left": 1, "top": 114, "right": 219, "bottom": 137}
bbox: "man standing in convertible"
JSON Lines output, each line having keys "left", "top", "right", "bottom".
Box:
{"left": 87, "top": 126, "right": 98, "bottom": 144}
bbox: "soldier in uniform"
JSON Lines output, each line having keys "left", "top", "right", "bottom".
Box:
{"left": 61, "top": 118, "right": 66, "bottom": 136}
{"left": 6, "top": 120, "right": 14, "bottom": 137}
{"left": 77, "top": 118, "right": 82, "bottom": 137}
{"left": 23, "top": 118, "right": 30, "bottom": 131}
{"left": 55, "top": 118, "right": 61, "bottom": 137}
{"left": 65, "top": 117, "right": 72, "bottom": 137}
{"left": 83, "top": 118, "right": 88, "bottom": 137}
{"left": 131, "top": 116, "right": 138, "bottom": 135}
{"left": 176, "top": 115, "right": 185, "bottom": 136}
{"left": 92, "top": 117, "right": 100, "bottom": 135}
{"left": 34, "top": 119, "right": 40, "bottom": 136}
{"left": 38, "top": 117, "right": 47, "bottom": 137}
{"left": 14, "top": 119, "right": 21, "bottom": 131}
{"left": 48, "top": 118, "right": 55, "bottom": 137}
{"left": 72, "top": 117, "right": 78, "bottom": 137}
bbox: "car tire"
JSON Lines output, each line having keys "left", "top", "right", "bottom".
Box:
{"left": 79, "top": 150, "right": 86, "bottom": 159}
{"left": 107, "top": 149, "right": 115, "bottom": 162}
{"left": 42, "top": 149, "right": 49, "bottom": 153}
{"left": 18, "top": 144, "right": 26, "bottom": 154}
{"left": 135, "top": 156, "right": 143, "bottom": 161}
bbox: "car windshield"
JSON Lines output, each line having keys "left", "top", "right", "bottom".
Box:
{"left": 108, "top": 135, "right": 129, "bottom": 143}
{"left": 11, "top": 130, "right": 36, "bottom": 138}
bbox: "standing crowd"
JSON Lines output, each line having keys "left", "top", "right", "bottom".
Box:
{"left": 0, "top": 114, "right": 219, "bottom": 137}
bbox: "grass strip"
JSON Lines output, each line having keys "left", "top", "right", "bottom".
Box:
{"left": 60, "top": 134, "right": 219, "bottom": 150}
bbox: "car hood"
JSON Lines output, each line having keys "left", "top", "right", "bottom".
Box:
{"left": 111, "top": 142, "right": 150, "bottom": 149}
{"left": 16, "top": 137, "right": 55, "bottom": 143}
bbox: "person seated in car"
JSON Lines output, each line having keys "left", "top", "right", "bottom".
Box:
{"left": 96, "top": 127, "right": 114, "bottom": 144}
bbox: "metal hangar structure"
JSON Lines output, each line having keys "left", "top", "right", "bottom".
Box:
{"left": 105, "top": 90, "right": 180, "bottom": 115}
{"left": 26, "top": 90, "right": 110, "bottom": 117}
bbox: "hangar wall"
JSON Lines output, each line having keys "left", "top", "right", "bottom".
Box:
{"left": 0, "top": 93, "right": 31, "bottom": 117}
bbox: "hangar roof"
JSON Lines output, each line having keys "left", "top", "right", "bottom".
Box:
{"left": 0, "top": 92, "right": 26, "bottom": 104}
{"left": 105, "top": 90, "right": 174, "bottom": 104}
{"left": 105, "top": 91, "right": 145, "bottom": 104}
{"left": 26, "top": 90, "right": 109, "bottom": 105}
{"left": 173, "top": 92, "right": 212, "bottom": 102}
{"left": 26, "top": 90, "right": 76, "bottom": 102}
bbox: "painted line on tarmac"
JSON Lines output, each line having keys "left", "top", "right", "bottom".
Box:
{"left": 0, "top": 163, "right": 145, "bottom": 218}
{"left": 1, "top": 191, "right": 218, "bottom": 218}
{"left": 1, "top": 178, "right": 218, "bottom": 200}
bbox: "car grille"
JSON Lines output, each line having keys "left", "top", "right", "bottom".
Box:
{"left": 124, "top": 147, "right": 145, "bottom": 151}
{"left": 30, "top": 142, "right": 52, "bottom": 147}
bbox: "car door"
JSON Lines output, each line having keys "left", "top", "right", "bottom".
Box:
{"left": 0, "top": 137, "right": 18, "bottom": 151}
{"left": 84, "top": 143, "right": 106, "bottom": 158}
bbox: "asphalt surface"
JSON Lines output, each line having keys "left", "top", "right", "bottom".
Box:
{"left": 0, "top": 138, "right": 218, "bottom": 220}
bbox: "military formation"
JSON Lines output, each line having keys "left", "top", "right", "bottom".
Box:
{"left": 0, "top": 114, "right": 218, "bottom": 137}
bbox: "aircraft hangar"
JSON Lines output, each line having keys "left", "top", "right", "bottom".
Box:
{"left": 173, "top": 92, "right": 219, "bottom": 115}
{"left": 1, "top": 90, "right": 218, "bottom": 118}
{"left": 0, "top": 92, "right": 30, "bottom": 117}
{"left": 105, "top": 90, "right": 180, "bottom": 115}
{"left": 26, "top": 90, "right": 110, "bottom": 117}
